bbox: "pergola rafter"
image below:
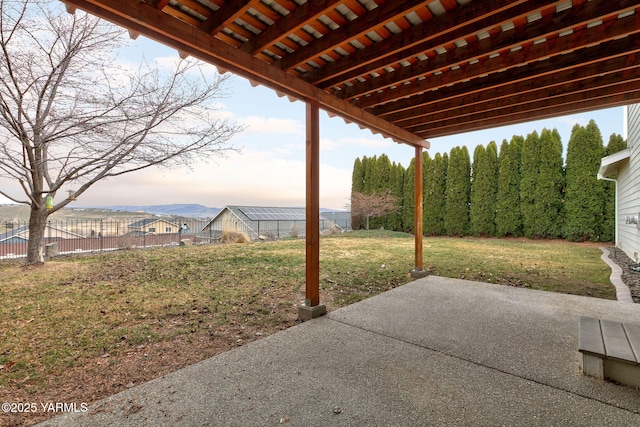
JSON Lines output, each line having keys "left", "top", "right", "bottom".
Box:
{"left": 67, "top": 0, "right": 640, "bottom": 140}
{"left": 344, "top": 1, "right": 640, "bottom": 106}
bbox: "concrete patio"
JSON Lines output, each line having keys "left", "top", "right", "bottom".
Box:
{"left": 40, "top": 276, "right": 640, "bottom": 426}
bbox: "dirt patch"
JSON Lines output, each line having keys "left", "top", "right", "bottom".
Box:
{"left": 0, "top": 314, "right": 300, "bottom": 427}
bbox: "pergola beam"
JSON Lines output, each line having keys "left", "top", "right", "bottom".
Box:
{"left": 411, "top": 146, "right": 427, "bottom": 279}
{"left": 414, "top": 90, "right": 640, "bottom": 138}
{"left": 353, "top": 7, "right": 640, "bottom": 110}
{"left": 241, "top": 0, "right": 343, "bottom": 55}
{"left": 299, "top": 99, "right": 326, "bottom": 320}
{"left": 199, "top": 0, "right": 253, "bottom": 35}
{"left": 339, "top": 0, "right": 638, "bottom": 103}
{"left": 62, "top": 0, "right": 428, "bottom": 149}
{"left": 273, "top": 0, "right": 433, "bottom": 71}
{"left": 386, "top": 53, "right": 640, "bottom": 125}
{"left": 403, "top": 67, "right": 640, "bottom": 133}
{"left": 303, "top": 0, "right": 547, "bottom": 88}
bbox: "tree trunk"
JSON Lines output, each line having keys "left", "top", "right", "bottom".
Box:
{"left": 26, "top": 205, "right": 49, "bottom": 264}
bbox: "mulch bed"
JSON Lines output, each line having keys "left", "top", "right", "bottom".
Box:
{"left": 608, "top": 247, "right": 640, "bottom": 303}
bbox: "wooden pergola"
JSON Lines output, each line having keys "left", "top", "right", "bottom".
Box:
{"left": 63, "top": 0, "right": 640, "bottom": 319}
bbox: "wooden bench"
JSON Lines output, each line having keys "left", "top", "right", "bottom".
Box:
{"left": 578, "top": 316, "right": 640, "bottom": 388}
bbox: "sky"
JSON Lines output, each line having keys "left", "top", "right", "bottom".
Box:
{"left": 0, "top": 24, "right": 627, "bottom": 211}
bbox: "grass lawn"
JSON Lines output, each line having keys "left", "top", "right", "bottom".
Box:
{"left": 0, "top": 231, "right": 614, "bottom": 425}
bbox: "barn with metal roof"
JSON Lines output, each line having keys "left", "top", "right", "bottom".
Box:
{"left": 202, "top": 206, "right": 351, "bottom": 240}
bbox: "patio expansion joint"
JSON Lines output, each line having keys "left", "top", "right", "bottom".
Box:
{"left": 325, "top": 315, "right": 640, "bottom": 416}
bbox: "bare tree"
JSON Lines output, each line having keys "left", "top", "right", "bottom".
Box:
{"left": 0, "top": 0, "right": 242, "bottom": 264}
{"left": 350, "top": 191, "right": 400, "bottom": 230}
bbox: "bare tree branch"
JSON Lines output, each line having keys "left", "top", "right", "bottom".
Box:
{"left": 0, "top": 0, "right": 243, "bottom": 263}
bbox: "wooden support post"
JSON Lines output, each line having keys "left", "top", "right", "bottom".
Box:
{"left": 299, "top": 99, "right": 326, "bottom": 320}
{"left": 411, "top": 145, "right": 428, "bottom": 278}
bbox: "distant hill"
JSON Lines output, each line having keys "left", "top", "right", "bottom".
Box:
{"left": 90, "top": 204, "right": 221, "bottom": 218}
{"left": 0, "top": 203, "right": 346, "bottom": 222}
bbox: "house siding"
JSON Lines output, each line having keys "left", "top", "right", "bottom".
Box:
{"left": 618, "top": 104, "right": 640, "bottom": 261}
{"left": 128, "top": 219, "right": 179, "bottom": 235}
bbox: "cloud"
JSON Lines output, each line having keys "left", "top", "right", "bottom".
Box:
{"left": 320, "top": 135, "right": 392, "bottom": 151}
{"left": 74, "top": 146, "right": 351, "bottom": 210}
{"left": 238, "top": 116, "right": 304, "bottom": 136}
{"left": 548, "top": 114, "right": 589, "bottom": 129}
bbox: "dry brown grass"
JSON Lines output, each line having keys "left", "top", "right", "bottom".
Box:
{"left": 0, "top": 231, "right": 616, "bottom": 426}
{"left": 220, "top": 230, "right": 251, "bottom": 243}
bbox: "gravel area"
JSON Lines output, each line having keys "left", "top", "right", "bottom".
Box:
{"left": 608, "top": 247, "right": 640, "bottom": 303}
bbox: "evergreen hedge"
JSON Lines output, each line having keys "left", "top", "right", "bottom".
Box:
{"left": 350, "top": 121, "right": 626, "bottom": 242}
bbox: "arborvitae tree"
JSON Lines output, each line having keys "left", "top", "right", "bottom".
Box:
{"left": 520, "top": 131, "right": 540, "bottom": 238}
{"left": 496, "top": 136, "right": 523, "bottom": 237}
{"left": 421, "top": 152, "right": 432, "bottom": 233}
{"left": 351, "top": 157, "right": 365, "bottom": 230}
{"left": 604, "top": 133, "right": 627, "bottom": 156}
{"left": 564, "top": 121, "right": 605, "bottom": 241}
{"left": 484, "top": 140, "right": 499, "bottom": 232}
{"left": 470, "top": 145, "right": 486, "bottom": 233}
{"left": 445, "top": 146, "right": 471, "bottom": 236}
{"left": 388, "top": 161, "right": 405, "bottom": 231}
{"left": 531, "top": 128, "right": 565, "bottom": 238}
{"left": 350, "top": 119, "right": 616, "bottom": 239}
{"left": 370, "top": 154, "right": 392, "bottom": 229}
{"left": 403, "top": 159, "right": 415, "bottom": 232}
{"left": 424, "top": 152, "right": 448, "bottom": 235}
{"left": 373, "top": 154, "right": 391, "bottom": 192}
{"left": 470, "top": 142, "right": 498, "bottom": 236}
{"left": 362, "top": 155, "right": 375, "bottom": 193}
{"left": 601, "top": 133, "right": 627, "bottom": 242}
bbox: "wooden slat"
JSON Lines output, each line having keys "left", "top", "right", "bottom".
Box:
{"left": 578, "top": 317, "right": 605, "bottom": 356}
{"left": 412, "top": 81, "right": 640, "bottom": 137}
{"left": 344, "top": 0, "right": 640, "bottom": 104}
{"left": 274, "top": 0, "right": 433, "bottom": 71}
{"left": 397, "top": 67, "right": 640, "bottom": 131}
{"left": 242, "top": 0, "right": 343, "bottom": 54}
{"left": 414, "top": 90, "right": 640, "bottom": 139}
{"left": 368, "top": 36, "right": 640, "bottom": 133}
{"left": 624, "top": 323, "right": 640, "bottom": 364}
{"left": 601, "top": 320, "right": 636, "bottom": 363}
{"left": 162, "top": 5, "right": 202, "bottom": 26}
{"left": 385, "top": 51, "right": 640, "bottom": 124}
{"left": 304, "top": 0, "right": 541, "bottom": 87}
{"left": 375, "top": 47, "right": 640, "bottom": 121}
{"left": 178, "top": 0, "right": 214, "bottom": 18}
{"left": 236, "top": 13, "right": 268, "bottom": 33}
{"left": 251, "top": 2, "right": 280, "bottom": 22}
{"left": 199, "top": 0, "right": 254, "bottom": 35}
{"left": 152, "top": 0, "right": 171, "bottom": 10}
{"left": 351, "top": 5, "right": 640, "bottom": 109}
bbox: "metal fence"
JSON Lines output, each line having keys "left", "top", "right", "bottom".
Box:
{"left": 0, "top": 215, "right": 352, "bottom": 260}
{"left": 204, "top": 218, "right": 352, "bottom": 241}
{"left": 0, "top": 218, "right": 211, "bottom": 260}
